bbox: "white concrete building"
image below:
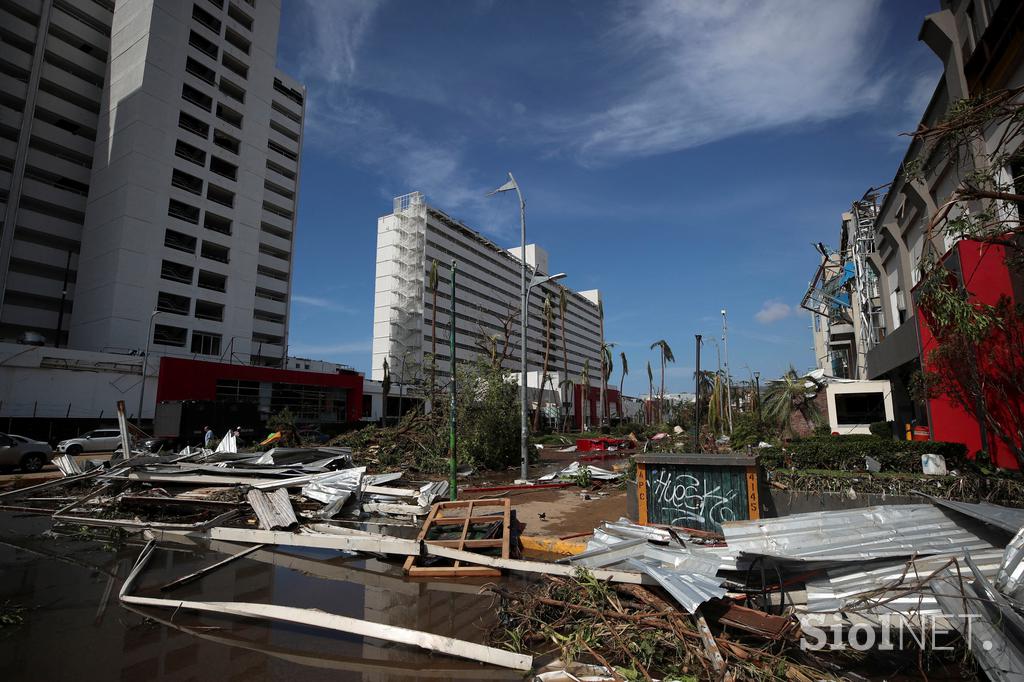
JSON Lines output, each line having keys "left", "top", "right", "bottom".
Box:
{"left": 0, "top": 0, "right": 304, "bottom": 369}
{"left": 371, "top": 192, "right": 604, "bottom": 385}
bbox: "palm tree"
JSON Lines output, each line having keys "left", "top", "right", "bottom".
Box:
{"left": 428, "top": 260, "right": 439, "bottom": 398}
{"left": 600, "top": 340, "right": 615, "bottom": 428}
{"left": 646, "top": 361, "right": 654, "bottom": 424}
{"left": 618, "top": 351, "right": 629, "bottom": 421}
{"left": 381, "top": 358, "right": 391, "bottom": 425}
{"left": 579, "top": 359, "right": 591, "bottom": 433}
{"left": 706, "top": 370, "right": 727, "bottom": 436}
{"left": 534, "top": 294, "right": 555, "bottom": 431}
{"left": 650, "top": 340, "right": 675, "bottom": 422}
{"left": 763, "top": 365, "right": 822, "bottom": 439}
{"left": 558, "top": 287, "right": 570, "bottom": 431}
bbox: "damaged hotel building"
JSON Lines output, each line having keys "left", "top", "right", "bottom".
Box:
{"left": 0, "top": 0, "right": 364, "bottom": 433}
{"left": 804, "top": 0, "right": 1024, "bottom": 467}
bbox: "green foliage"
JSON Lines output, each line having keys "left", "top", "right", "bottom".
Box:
{"left": 758, "top": 435, "right": 969, "bottom": 473}
{"left": 762, "top": 366, "right": 822, "bottom": 438}
{"left": 869, "top": 421, "right": 895, "bottom": 439}
{"left": 449, "top": 359, "right": 520, "bottom": 470}
{"left": 730, "top": 411, "right": 768, "bottom": 448}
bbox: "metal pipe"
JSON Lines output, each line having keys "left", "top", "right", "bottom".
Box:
{"left": 512, "top": 173, "right": 529, "bottom": 483}
{"left": 448, "top": 260, "right": 458, "bottom": 501}
{"left": 137, "top": 310, "right": 161, "bottom": 428}
{"left": 694, "top": 335, "right": 702, "bottom": 452}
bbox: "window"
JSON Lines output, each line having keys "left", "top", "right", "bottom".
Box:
{"left": 268, "top": 139, "right": 296, "bottom": 161}
{"left": 210, "top": 155, "right": 237, "bottom": 180}
{"left": 216, "top": 102, "right": 243, "bottom": 128}
{"left": 266, "top": 159, "right": 295, "bottom": 180}
{"left": 213, "top": 129, "right": 240, "bottom": 154}
{"left": 174, "top": 139, "right": 206, "bottom": 166}
{"left": 263, "top": 200, "right": 293, "bottom": 220}
{"left": 192, "top": 3, "right": 222, "bottom": 34}
{"left": 227, "top": 3, "right": 253, "bottom": 30}
{"left": 195, "top": 299, "right": 224, "bottom": 321}
{"left": 264, "top": 179, "right": 294, "bottom": 201}
{"left": 252, "top": 332, "right": 283, "bottom": 345}
{"left": 257, "top": 264, "right": 287, "bottom": 281}
{"left": 178, "top": 111, "right": 209, "bottom": 139}
{"left": 204, "top": 211, "right": 232, "bottom": 235}
{"left": 181, "top": 82, "right": 213, "bottom": 111}
{"left": 188, "top": 30, "right": 218, "bottom": 60}
{"left": 255, "top": 286, "right": 286, "bottom": 302}
{"left": 272, "top": 100, "right": 301, "bottom": 124}
{"left": 157, "top": 291, "right": 191, "bottom": 315}
{"left": 834, "top": 392, "right": 886, "bottom": 426}
{"left": 198, "top": 270, "right": 227, "bottom": 292}
{"left": 191, "top": 331, "right": 221, "bottom": 355}
{"left": 153, "top": 323, "right": 188, "bottom": 347}
{"left": 273, "top": 78, "right": 304, "bottom": 106}
{"left": 164, "top": 228, "right": 197, "bottom": 254}
{"left": 168, "top": 198, "right": 200, "bottom": 224}
{"left": 160, "top": 260, "right": 194, "bottom": 284}
{"left": 261, "top": 221, "right": 291, "bottom": 241}
{"left": 218, "top": 76, "right": 245, "bottom": 103}
{"left": 201, "top": 241, "right": 230, "bottom": 263}
{"left": 254, "top": 309, "right": 285, "bottom": 323}
{"left": 185, "top": 56, "right": 216, "bottom": 85}
{"left": 225, "top": 27, "right": 250, "bottom": 54}
{"left": 362, "top": 394, "right": 372, "bottom": 418}
{"left": 221, "top": 51, "right": 248, "bottom": 79}
{"left": 171, "top": 169, "right": 203, "bottom": 195}
{"left": 206, "top": 183, "right": 234, "bottom": 208}
{"left": 269, "top": 119, "right": 299, "bottom": 142}
{"left": 259, "top": 242, "right": 289, "bottom": 261}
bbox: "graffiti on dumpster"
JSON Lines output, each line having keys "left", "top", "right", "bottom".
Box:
{"left": 647, "top": 468, "right": 738, "bottom": 527}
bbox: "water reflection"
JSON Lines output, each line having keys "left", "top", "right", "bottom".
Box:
{"left": 0, "top": 512, "right": 525, "bottom": 681}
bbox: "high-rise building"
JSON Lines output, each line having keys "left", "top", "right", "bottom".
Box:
{"left": 372, "top": 192, "right": 604, "bottom": 388}
{"left": 0, "top": 0, "right": 304, "bottom": 368}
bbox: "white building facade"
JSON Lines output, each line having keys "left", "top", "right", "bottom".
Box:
{"left": 0, "top": 0, "right": 304, "bottom": 369}
{"left": 372, "top": 192, "right": 604, "bottom": 387}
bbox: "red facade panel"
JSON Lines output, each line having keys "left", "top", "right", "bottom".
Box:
{"left": 156, "top": 357, "right": 364, "bottom": 424}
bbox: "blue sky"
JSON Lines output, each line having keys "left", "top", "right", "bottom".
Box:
{"left": 277, "top": 0, "right": 942, "bottom": 396}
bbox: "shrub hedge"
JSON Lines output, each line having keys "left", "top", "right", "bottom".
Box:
{"left": 758, "top": 435, "right": 968, "bottom": 473}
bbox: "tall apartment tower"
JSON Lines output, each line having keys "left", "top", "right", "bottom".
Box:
{"left": 0, "top": 0, "right": 304, "bottom": 367}
{"left": 372, "top": 192, "right": 603, "bottom": 384}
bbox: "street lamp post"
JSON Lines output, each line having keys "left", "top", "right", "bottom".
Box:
{"left": 754, "top": 371, "right": 762, "bottom": 427}
{"left": 137, "top": 310, "right": 162, "bottom": 428}
{"left": 487, "top": 172, "right": 567, "bottom": 483}
{"left": 721, "top": 309, "right": 733, "bottom": 434}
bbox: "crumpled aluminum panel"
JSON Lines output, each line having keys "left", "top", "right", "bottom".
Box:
{"left": 569, "top": 519, "right": 727, "bottom": 613}
{"left": 919, "top": 495, "right": 1024, "bottom": 534}
{"left": 301, "top": 467, "right": 365, "bottom": 518}
{"left": 996, "top": 527, "right": 1024, "bottom": 603}
{"left": 722, "top": 504, "right": 996, "bottom": 562}
{"left": 804, "top": 548, "right": 1004, "bottom": 624}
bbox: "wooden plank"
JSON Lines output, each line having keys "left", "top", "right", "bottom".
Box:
{"left": 454, "top": 500, "right": 474, "bottom": 569}
{"left": 426, "top": 539, "right": 503, "bottom": 548}
{"left": 500, "top": 498, "right": 510, "bottom": 562}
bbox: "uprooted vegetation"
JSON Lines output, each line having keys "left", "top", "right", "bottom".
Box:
{"left": 330, "top": 359, "right": 521, "bottom": 473}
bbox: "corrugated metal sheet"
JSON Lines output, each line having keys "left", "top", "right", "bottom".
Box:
{"left": 803, "top": 548, "right": 1004, "bottom": 625}
{"left": 246, "top": 488, "right": 298, "bottom": 530}
{"left": 644, "top": 462, "right": 751, "bottom": 533}
{"left": 722, "top": 504, "right": 997, "bottom": 562}
{"left": 569, "top": 519, "right": 727, "bottom": 613}
{"left": 919, "top": 495, "right": 1024, "bottom": 534}
{"left": 997, "top": 528, "right": 1024, "bottom": 602}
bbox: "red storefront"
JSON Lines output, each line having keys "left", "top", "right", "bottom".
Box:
{"left": 915, "top": 239, "right": 1024, "bottom": 470}
{"left": 156, "top": 357, "right": 364, "bottom": 425}
{"left": 572, "top": 384, "right": 622, "bottom": 430}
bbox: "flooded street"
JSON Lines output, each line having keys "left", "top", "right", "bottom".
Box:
{"left": 0, "top": 512, "right": 526, "bottom": 681}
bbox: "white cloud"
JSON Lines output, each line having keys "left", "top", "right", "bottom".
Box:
{"left": 291, "top": 0, "right": 382, "bottom": 85}
{"left": 291, "top": 294, "right": 355, "bottom": 314}
{"left": 755, "top": 300, "right": 794, "bottom": 324}
{"left": 565, "top": 0, "right": 885, "bottom": 161}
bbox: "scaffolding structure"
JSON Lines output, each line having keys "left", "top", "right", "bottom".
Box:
{"left": 386, "top": 192, "right": 428, "bottom": 375}
{"left": 850, "top": 192, "right": 886, "bottom": 372}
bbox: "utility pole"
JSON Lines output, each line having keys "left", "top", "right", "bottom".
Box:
{"left": 721, "top": 309, "right": 733, "bottom": 434}
{"left": 448, "top": 260, "right": 458, "bottom": 501}
{"left": 694, "top": 334, "right": 702, "bottom": 452}
{"left": 754, "top": 371, "right": 762, "bottom": 429}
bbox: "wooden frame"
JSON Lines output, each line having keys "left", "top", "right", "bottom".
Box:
{"left": 403, "top": 499, "right": 511, "bottom": 578}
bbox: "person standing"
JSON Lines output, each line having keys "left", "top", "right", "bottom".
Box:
{"left": 203, "top": 425, "right": 214, "bottom": 448}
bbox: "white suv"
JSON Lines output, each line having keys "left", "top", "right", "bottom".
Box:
{"left": 57, "top": 429, "right": 122, "bottom": 456}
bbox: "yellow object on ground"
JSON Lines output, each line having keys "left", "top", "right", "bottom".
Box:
{"left": 520, "top": 535, "right": 588, "bottom": 556}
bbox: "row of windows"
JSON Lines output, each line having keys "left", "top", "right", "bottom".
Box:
{"left": 160, "top": 259, "right": 228, "bottom": 289}
{"left": 156, "top": 291, "right": 224, "bottom": 321}
{"left": 153, "top": 323, "right": 221, "bottom": 356}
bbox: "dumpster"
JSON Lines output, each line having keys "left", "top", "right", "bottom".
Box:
{"left": 633, "top": 453, "right": 759, "bottom": 533}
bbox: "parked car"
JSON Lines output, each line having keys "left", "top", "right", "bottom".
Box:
{"left": 0, "top": 433, "right": 53, "bottom": 472}
{"left": 56, "top": 429, "right": 122, "bottom": 456}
